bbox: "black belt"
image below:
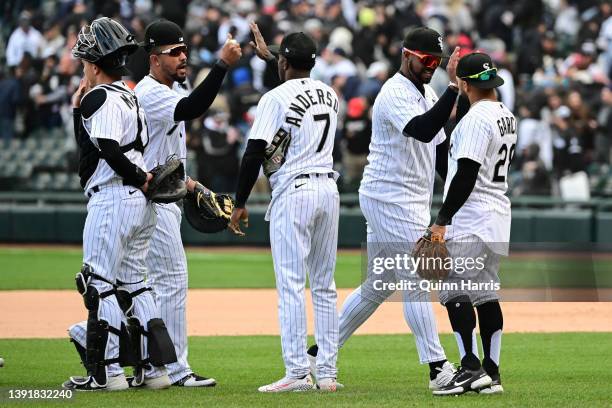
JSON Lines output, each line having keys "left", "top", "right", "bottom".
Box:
{"left": 87, "top": 180, "right": 129, "bottom": 197}
{"left": 296, "top": 173, "right": 334, "bottom": 180}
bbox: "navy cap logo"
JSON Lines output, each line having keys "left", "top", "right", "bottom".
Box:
{"left": 483, "top": 62, "right": 490, "bottom": 69}
{"left": 438, "top": 36, "right": 443, "bottom": 51}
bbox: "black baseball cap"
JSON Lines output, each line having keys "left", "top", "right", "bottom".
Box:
{"left": 403, "top": 27, "right": 446, "bottom": 57}
{"left": 457, "top": 52, "right": 504, "bottom": 89}
{"left": 142, "top": 19, "right": 184, "bottom": 51}
{"left": 269, "top": 32, "right": 317, "bottom": 62}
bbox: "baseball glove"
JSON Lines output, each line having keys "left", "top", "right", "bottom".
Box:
{"left": 183, "top": 183, "right": 234, "bottom": 233}
{"left": 412, "top": 228, "right": 451, "bottom": 280}
{"left": 146, "top": 158, "right": 188, "bottom": 203}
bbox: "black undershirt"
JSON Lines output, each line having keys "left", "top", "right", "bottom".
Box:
{"left": 235, "top": 139, "right": 267, "bottom": 208}
{"left": 169, "top": 60, "right": 229, "bottom": 122}
{"left": 402, "top": 84, "right": 458, "bottom": 143}
{"left": 435, "top": 158, "right": 480, "bottom": 226}
{"left": 97, "top": 138, "right": 147, "bottom": 187}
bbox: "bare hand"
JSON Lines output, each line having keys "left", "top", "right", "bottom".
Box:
{"left": 140, "top": 172, "right": 153, "bottom": 193}
{"left": 72, "top": 78, "right": 90, "bottom": 108}
{"left": 249, "top": 22, "right": 273, "bottom": 61}
{"left": 429, "top": 224, "right": 446, "bottom": 238}
{"left": 220, "top": 33, "right": 242, "bottom": 66}
{"left": 229, "top": 207, "right": 249, "bottom": 236}
{"left": 446, "top": 46, "right": 461, "bottom": 84}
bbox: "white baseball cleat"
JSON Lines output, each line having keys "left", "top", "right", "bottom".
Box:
{"left": 257, "top": 375, "right": 314, "bottom": 393}
{"left": 429, "top": 361, "right": 456, "bottom": 390}
{"left": 316, "top": 378, "right": 339, "bottom": 392}
{"left": 478, "top": 374, "right": 503, "bottom": 394}
{"left": 142, "top": 373, "right": 171, "bottom": 390}
{"left": 62, "top": 374, "right": 129, "bottom": 391}
{"left": 307, "top": 345, "right": 345, "bottom": 389}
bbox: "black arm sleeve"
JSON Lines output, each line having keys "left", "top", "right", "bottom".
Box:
{"left": 173, "top": 60, "right": 229, "bottom": 122}
{"left": 403, "top": 86, "right": 458, "bottom": 142}
{"left": 263, "top": 57, "right": 280, "bottom": 89}
{"left": 435, "top": 137, "right": 448, "bottom": 180}
{"left": 97, "top": 138, "right": 147, "bottom": 187}
{"left": 73, "top": 108, "right": 82, "bottom": 145}
{"left": 435, "top": 158, "right": 480, "bottom": 226}
{"left": 235, "top": 139, "right": 267, "bottom": 208}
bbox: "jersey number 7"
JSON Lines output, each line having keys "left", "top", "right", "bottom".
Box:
{"left": 314, "top": 113, "right": 330, "bottom": 152}
{"left": 493, "top": 143, "right": 516, "bottom": 183}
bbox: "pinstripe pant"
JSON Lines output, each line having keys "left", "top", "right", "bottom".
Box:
{"left": 71, "top": 182, "right": 165, "bottom": 379}
{"left": 269, "top": 176, "right": 340, "bottom": 379}
{"left": 337, "top": 194, "right": 446, "bottom": 364}
{"left": 145, "top": 203, "right": 190, "bottom": 383}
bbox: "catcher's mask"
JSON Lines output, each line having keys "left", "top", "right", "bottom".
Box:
{"left": 72, "top": 17, "right": 138, "bottom": 75}
{"left": 183, "top": 192, "right": 232, "bottom": 234}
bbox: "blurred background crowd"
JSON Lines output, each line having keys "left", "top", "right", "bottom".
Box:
{"left": 0, "top": 0, "right": 610, "bottom": 198}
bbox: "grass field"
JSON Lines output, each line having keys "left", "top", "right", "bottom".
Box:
{"left": 0, "top": 247, "right": 610, "bottom": 290}
{"left": 1, "top": 246, "right": 610, "bottom": 406}
{"left": 1, "top": 333, "right": 610, "bottom": 407}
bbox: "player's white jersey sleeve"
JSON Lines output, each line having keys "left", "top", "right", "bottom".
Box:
{"left": 452, "top": 113, "right": 492, "bottom": 164}
{"left": 248, "top": 93, "right": 284, "bottom": 144}
{"left": 135, "top": 77, "right": 183, "bottom": 123}
{"left": 382, "top": 85, "right": 422, "bottom": 134}
{"left": 88, "top": 97, "right": 125, "bottom": 145}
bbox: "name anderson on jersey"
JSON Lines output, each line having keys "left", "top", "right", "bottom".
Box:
{"left": 285, "top": 87, "right": 339, "bottom": 127}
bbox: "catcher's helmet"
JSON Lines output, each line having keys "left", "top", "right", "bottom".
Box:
{"left": 72, "top": 17, "right": 138, "bottom": 75}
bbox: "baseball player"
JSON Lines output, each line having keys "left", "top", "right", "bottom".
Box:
{"left": 431, "top": 52, "right": 515, "bottom": 396}
{"left": 63, "top": 17, "right": 176, "bottom": 391}
{"left": 308, "top": 27, "right": 462, "bottom": 391}
{"left": 230, "top": 28, "right": 340, "bottom": 392}
{"left": 68, "top": 19, "right": 242, "bottom": 388}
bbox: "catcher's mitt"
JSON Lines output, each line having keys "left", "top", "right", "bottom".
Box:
{"left": 183, "top": 183, "right": 234, "bottom": 233}
{"left": 146, "top": 158, "right": 187, "bottom": 203}
{"left": 412, "top": 228, "right": 451, "bottom": 280}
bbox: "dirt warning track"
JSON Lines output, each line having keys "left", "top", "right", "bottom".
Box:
{"left": 0, "top": 289, "right": 610, "bottom": 338}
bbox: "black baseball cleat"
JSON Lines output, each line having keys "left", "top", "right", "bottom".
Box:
{"left": 432, "top": 366, "right": 492, "bottom": 396}
{"left": 172, "top": 373, "right": 217, "bottom": 387}
{"left": 478, "top": 372, "right": 503, "bottom": 394}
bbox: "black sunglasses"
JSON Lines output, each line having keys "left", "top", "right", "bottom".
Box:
{"left": 157, "top": 45, "right": 188, "bottom": 57}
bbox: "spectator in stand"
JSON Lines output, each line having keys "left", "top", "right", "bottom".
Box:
{"left": 341, "top": 96, "right": 371, "bottom": 192}
{"left": 5, "top": 11, "right": 43, "bottom": 67}
{"left": 0, "top": 67, "right": 22, "bottom": 141}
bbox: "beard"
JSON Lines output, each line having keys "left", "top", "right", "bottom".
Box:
{"left": 171, "top": 72, "right": 187, "bottom": 83}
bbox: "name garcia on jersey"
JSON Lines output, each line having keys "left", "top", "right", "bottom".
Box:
{"left": 285, "top": 87, "right": 339, "bottom": 128}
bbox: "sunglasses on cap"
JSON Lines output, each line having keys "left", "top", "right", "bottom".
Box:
{"left": 403, "top": 48, "right": 441, "bottom": 69}
{"left": 460, "top": 67, "right": 497, "bottom": 81}
{"left": 156, "top": 45, "right": 188, "bottom": 57}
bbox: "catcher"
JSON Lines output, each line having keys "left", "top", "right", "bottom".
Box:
{"left": 68, "top": 19, "right": 240, "bottom": 390}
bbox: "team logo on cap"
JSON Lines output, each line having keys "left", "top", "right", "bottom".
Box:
{"left": 438, "top": 36, "right": 443, "bottom": 51}
{"left": 483, "top": 62, "right": 490, "bottom": 69}
{"left": 179, "top": 37, "right": 183, "bottom": 41}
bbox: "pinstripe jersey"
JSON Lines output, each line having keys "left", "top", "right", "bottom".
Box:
{"left": 360, "top": 73, "right": 446, "bottom": 229}
{"left": 445, "top": 100, "right": 517, "bottom": 254}
{"left": 134, "top": 76, "right": 189, "bottom": 169}
{"left": 81, "top": 81, "right": 149, "bottom": 192}
{"left": 248, "top": 77, "right": 339, "bottom": 193}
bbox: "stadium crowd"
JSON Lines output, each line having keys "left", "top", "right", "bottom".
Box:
{"left": 0, "top": 0, "right": 611, "bottom": 196}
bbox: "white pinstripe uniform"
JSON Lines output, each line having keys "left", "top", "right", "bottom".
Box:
{"left": 251, "top": 78, "right": 340, "bottom": 380}
{"left": 69, "top": 81, "right": 166, "bottom": 380}
{"left": 440, "top": 100, "right": 516, "bottom": 308}
{"left": 339, "top": 72, "right": 447, "bottom": 363}
{"left": 132, "top": 75, "right": 193, "bottom": 384}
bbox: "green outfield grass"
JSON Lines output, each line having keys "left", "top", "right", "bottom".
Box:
{"left": 0, "top": 333, "right": 609, "bottom": 407}
{"left": 0, "top": 247, "right": 610, "bottom": 290}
